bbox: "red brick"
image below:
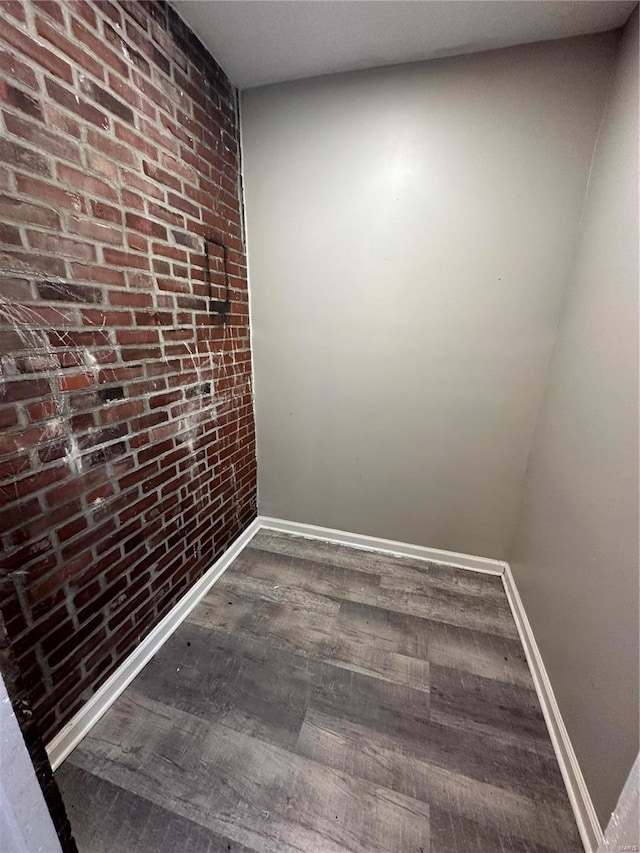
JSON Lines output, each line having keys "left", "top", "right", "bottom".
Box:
{"left": 125, "top": 212, "right": 167, "bottom": 239}
{"left": 114, "top": 123, "right": 157, "bottom": 159}
{"left": 109, "top": 289, "right": 152, "bottom": 308}
{"left": 44, "top": 103, "right": 81, "bottom": 137}
{"left": 5, "top": 112, "right": 80, "bottom": 162}
{"left": 0, "top": 47, "right": 38, "bottom": 90}
{"left": 167, "top": 191, "right": 199, "bottom": 219}
{"left": 159, "top": 112, "right": 193, "bottom": 146}
{"left": 132, "top": 71, "right": 171, "bottom": 114}
{"left": 0, "top": 137, "right": 51, "bottom": 176}
{"left": 57, "top": 515, "right": 88, "bottom": 543}
{"left": 90, "top": 199, "right": 121, "bottom": 223}
{"left": 0, "top": 454, "right": 30, "bottom": 480}
{"left": 69, "top": 412, "right": 95, "bottom": 431}
{"left": 143, "top": 160, "right": 181, "bottom": 191}
{"left": 58, "top": 372, "right": 94, "bottom": 392}
{"left": 71, "top": 16, "right": 128, "bottom": 77}
{"left": 35, "top": 15, "right": 104, "bottom": 80}
{"left": 147, "top": 201, "right": 183, "bottom": 226}
{"left": 126, "top": 232, "right": 146, "bottom": 252}
{"left": 57, "top": 162, "right": 117, "bottom": 200}
{"left": 65, "top": 214, "right": 123, "bottom": 245}
{"left": 120, "top": 168, "right": 164, "bottom": 201}
{"left": 121, "top": 346, "right": 161, "bottom": 362}
{"left": 71, "top": 262, "right": 125, "bottom": 285}
{"left": 27, "top": 399, "right": 59, "bottom": 421}
{"left": 27, "top": 304, "right": 77, "bottom": 325}
{"left": 116, "top": 328, "right": 159, "bottom": 346}
{"left": 1, "top": 17, "right": 73, "bottom": 83}
{"left": 27, "top": 230, "right": 96, "bottom": 261}
{"left": 45, "top": 78, "right": 109, "bottom": 130}
{"left": 86, "top": 128, "right": 136, "bottom": 166}
{"left": 93, "top": 0, "right": 119, "bottom": 23}
{"left": 78, "top": 76, "right": 134, "bottom": 124}
{"left": 86, "top": 151, "right": 117, "bottom": 178}
{"left": 2, "top": 535, "right": 53, "bottom": 576}
{"left": 11, "top": 464, "right": 68, "bottom": 502}
{"left": 45, "top": 468, "right": 108, "bottom": 508}
{"left": 153, "top": 243, "right": 186, "bottom": 262}
{"left": 36, "top": 280, "right": 100, "bottom": 305}
{"left": 103, "top": 248, "right": 149, "bottom": 270}
{"left": 33, "top": 0, "right": 65, "bottom": 24}
{"left": 81, "top": 308, "right": 130, "bottom": 326}
{"left": 0, "top": 1, "right": 27, "bottom": 22}
{"left": 120, "top": 1, "right": 148, "bottom": 30}
{"left": 0, "top": 498, "right": 40, "bottom": 535}
{"left": 0, "top": 222, "right": 22, "bottom": 245}
{"left": 0, "top": 248, "right": 66, "bottom": 277}
{"left": 126, "top": 22, "right": 170, "bottom": 75}
{"left": 47, "top": 614, "right": 104, "bottom": 667}
{"left": 71, "top": 0, "right": 97, "bottom": 29}
{"left": 15, "top": 175, "right": 83, "bottom": 212}
{"left": 103, "top": 21, "right": 149, "bottom": 74}
{"left": 122, "top": 188, "right": 144, "bottom": 211}
{"left": 109, "top": 70, "right": 149, "bottom": 112}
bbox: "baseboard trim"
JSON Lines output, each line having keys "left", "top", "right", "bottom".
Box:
{"left": 46, "top": 518, "right": 261, "bottom": 771}
{"left": 258, "top": 516, "right": 507, "bottom": 575}
{"left": 502, "top": 564, "right": 603, "bottom": 853}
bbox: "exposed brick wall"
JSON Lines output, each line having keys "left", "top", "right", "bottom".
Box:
{"left": 0, "top": 0, "right": 257, "bottom": 742}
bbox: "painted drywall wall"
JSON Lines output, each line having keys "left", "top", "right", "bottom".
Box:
{"left": 242, "top": 34, "right": 617, "bottom": 557}
{"left": 509, "top": 12, "right": 639, "bottom": 827}
{"left": 0, "top": 674, "right": 62, "bottom": 853}
{"left": 599, "top": 754, "right": 639, "bottom": 851}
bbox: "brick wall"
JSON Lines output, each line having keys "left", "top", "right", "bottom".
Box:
{"left": 0, "top": 0, "right": 257, "bottom": 742}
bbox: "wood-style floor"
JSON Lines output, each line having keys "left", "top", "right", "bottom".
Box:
{"left": 56, "top": 530, "right": 583, "bottom": 852}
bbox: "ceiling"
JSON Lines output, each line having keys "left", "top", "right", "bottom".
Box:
{"left": 173, "top": 1, "right": 636, "bottom": 89}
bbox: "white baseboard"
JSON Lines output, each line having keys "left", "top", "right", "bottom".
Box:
{"left": 46, "top": 518, "right": 261, "bottom": 771}
{"left": 46, "top": 514, "right": 599, "bottom": 853}
{"left": 258, "top": 516, "right": 507, "bottom": 576}
{"left": 502, "top": 564, "right": 603, "bottom": 853}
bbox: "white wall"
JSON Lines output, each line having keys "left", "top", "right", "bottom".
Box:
{"left": 599, "top": 754, "right": 639, "bottom": 852}
{"left": 0, "top": 674, "right": 62, "bottom": 853}
{"left": 509, "top": 12, "right": 639, "bottom": 827}
{"left": 242, "top": 34, "right": 617, "bottom": 557}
